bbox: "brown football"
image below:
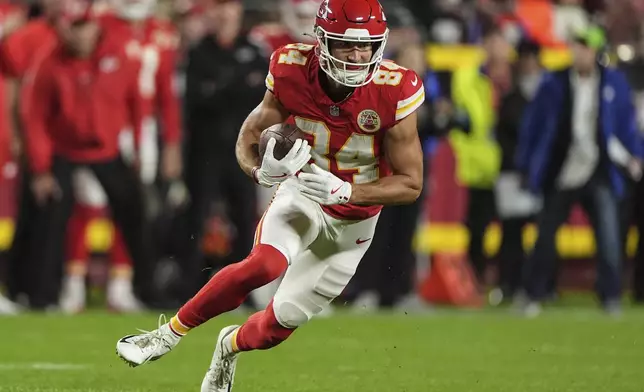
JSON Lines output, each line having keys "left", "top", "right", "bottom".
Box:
{"left": 258, "top": 123, "right": 308, "bottom": 161}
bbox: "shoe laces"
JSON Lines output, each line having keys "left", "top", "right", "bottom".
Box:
{"left": 211, "top": 330, "right": 236, "bottom": 388}
{"left": 134, "top": 314, "right": 173, "bottom": 365}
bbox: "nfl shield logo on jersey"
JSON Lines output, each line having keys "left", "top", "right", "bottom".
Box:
{"left": 357, "top": 109, "right": 381, "bottom": 133}
{"left": 330, "top": 105, "right": 340, "bottom": 117}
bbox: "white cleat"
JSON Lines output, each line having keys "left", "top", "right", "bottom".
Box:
{"left": 0, "top": 293, "right": 20, "bottom": 315}
{"left": 116, "top": 315, "right": 181, "bottom": 367}
{"left": 351, "top": 290, "right": 379, "bottom": 314}
{"left": 201, "top": 325, "right": 240, "bottom": 392}
{"left": 59, "top": 275, "right": 86, "bottom": 314}
{"left": 107, "top": 277, "right": 145, "bottom": 313}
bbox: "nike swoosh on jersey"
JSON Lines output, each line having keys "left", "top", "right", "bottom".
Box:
{"left": 411, "top": 76, "right": 418, "bottom": 86}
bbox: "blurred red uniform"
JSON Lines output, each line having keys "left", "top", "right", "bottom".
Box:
{"left": 21, "top": 40, "right": 141, "bottom": 173}
{"left": 61, "top": 3, "right": 182, "bottom": 313}
{"left": 0, "top": 19, "right": 57, "bottom": 80}
{"left": 99, "top": 13, "right": 181, "bottom": 150}
{"left": 0, "top": 2, "right": 26, "bottom": 234}
{"left": 0, "top": 1, "right": 25, "bottom": 168}
{"left": 0, "top": 12, "right": 57, "bottom": 170}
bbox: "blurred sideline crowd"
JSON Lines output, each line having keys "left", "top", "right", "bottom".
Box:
{"left": 0, "top": 0, "right": 643, "bottom": 317}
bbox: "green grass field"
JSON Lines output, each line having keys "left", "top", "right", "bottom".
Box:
{"left": 1, "top": 306, "right": 644, "bottom": 392}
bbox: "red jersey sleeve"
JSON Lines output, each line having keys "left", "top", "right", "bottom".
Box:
{"left": 0, "top": 26, "right": 28, "bottom": 77}
{"left": 154, "top": 27, "right": 181, "bottom": 145}
{"left": 265, "top": 44, "right": 315, "bottom": 99}
{"left": 265, "top": 49, "right": 278, "bottom": 94}
{"left": 394, "top": 68, "right": 425, "bottom": 122}
{"left": 21, "top": 58, "right": 54, "bottom": 173}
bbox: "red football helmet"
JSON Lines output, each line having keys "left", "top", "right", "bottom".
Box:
{"left": 314, "top": 0, "right": 388, "bottom": 87}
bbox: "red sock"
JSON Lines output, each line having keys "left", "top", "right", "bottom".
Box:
{"left": 176, "top": 244, "right": 287, "bottom": 328}
{"left": 66, "top": 204, "right": 103, "bottom": 270}
{"left": 110, "top": 226, "right": 132, "bottom": 267}
{"left": 234, "top": 301, "right": 294, "bottom": 352}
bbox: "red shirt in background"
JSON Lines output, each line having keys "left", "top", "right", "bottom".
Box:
{"left": 0, "top": 18, "right": 57, "bottom": 79}
{"left": 99, "top": 14, "right": 181, "bottom": 145}
{"left": 249, "top": 23, "right": 307, "bottom": 55}
{"left": 0, "top": 17, "right": 57, "bottom": 168}
{"left": 0, "top": 2, "right": 26, "bottom": 166}
{"left": 21, "top": 36, "right": 142, "bottom": 174}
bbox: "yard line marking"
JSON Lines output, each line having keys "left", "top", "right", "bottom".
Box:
{"left": 0, "top": 363, "right": 91, "bottom": 370}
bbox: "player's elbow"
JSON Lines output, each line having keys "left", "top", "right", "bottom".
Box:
{"left": 409, "top": 180, "right": 423, "bottom": 202}
{"left": 401, "top": 175, "right": 423, "bottom": 204}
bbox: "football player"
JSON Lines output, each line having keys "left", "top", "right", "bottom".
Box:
{"left": 59, "top": 0, "right": 182, "bottom": 313}
{"left": 116, "top": 1, "right": 425, "bottom": 390}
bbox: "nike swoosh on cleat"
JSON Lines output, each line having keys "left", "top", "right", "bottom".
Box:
{"left": 355, "top": 238, "right": 371, "bottom": 244}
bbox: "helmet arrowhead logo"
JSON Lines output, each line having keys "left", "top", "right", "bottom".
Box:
{"left": 317, "top": 0, "right": 331, "bottom": 18}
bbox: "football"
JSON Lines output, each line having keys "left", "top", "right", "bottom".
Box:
{"left": 258, "top": 123, "right": 308, "bottom": 161}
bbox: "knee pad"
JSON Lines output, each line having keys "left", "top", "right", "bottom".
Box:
{"left": 273, "top": 299, "right": 312, "bottom": 329}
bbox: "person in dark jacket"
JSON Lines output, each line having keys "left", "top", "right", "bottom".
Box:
{"left": 491, "top": 40, "right": 544, "bottom": 304}
{"left": 176, "top": 0, "right": 268, "bottom": 301}
{"left": 516, "top": 26, "right": 644, "bottom": 316}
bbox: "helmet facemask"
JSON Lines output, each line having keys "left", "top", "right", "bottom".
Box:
{"left": 315, "top": 25, "right": 388, "bottom": 88}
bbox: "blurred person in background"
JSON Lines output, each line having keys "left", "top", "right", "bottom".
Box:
{"left": 178, "top": 0, "right": 268, "bottom": 302}
{"left": 491, "top": 39, "right": 544, "bottom": 305}
{"left": 350, "top": 42, "right": 450, "bottom": 311}
{"left": 517, "top": 26, "right": 643, "bottom": 316}
{"left": 58, "top": 0, "right": 184, "bottom": 313}
{"left": 1, "top": 0, "right": 70, "bottom": 310}
{"left": 173, "top": 1, "right": 206, "bottom": 53}
{"left": 0, "top": 0, "right": 26, "bottom": 315}
{"left": 249, "top": 0, "right": 317, "bottom": 55}
{"left": 17, "top": 0, "right": 157, "bottom": 311}
{"left": 448, "top": 26, "right": 509, "bottom": 285}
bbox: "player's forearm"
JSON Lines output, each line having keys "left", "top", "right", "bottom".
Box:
{"left": 235, "top": 122, "right": 262, "bottom": 178}
{"left": 349, "top": 174, "right": 422, "bottom": 205}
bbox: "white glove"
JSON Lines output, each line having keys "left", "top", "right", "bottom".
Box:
{"left": 253, "top": 137, "right": 311, "bottom": 187}
{"left": 296, "top": 163, "right": 352, "bottom": 205}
